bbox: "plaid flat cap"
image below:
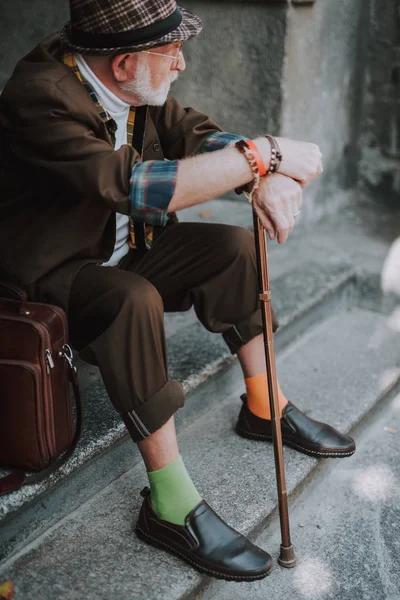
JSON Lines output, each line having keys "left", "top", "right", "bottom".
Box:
{"left": 61, "top": 0, "right": 202, "bottom": 54}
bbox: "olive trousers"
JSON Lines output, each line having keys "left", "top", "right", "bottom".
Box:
{"left": 68, "top": 222, "right": 279, "bottom": 442}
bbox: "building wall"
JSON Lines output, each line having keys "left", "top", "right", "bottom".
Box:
{"left": 357, "top": 0, "right": 400, "bottom": 208}
{"left": 172, "top": 1, "right": 288, "bottom": 139}
{"left": 280, "top": 0, "right": 366, "bottom": 222}
{"left": 174, "top": 0, "right": 366, "bottom": 216}
{"left": 1, "top": 0, "right": 397, "bottom": 219}
{"left": 0, "top": 0, "right": 68, "bottom": 91}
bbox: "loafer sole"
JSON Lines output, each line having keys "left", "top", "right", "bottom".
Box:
{"left": 136, "top": 524, "right": 273, "bottom": 582}
{"left": 235, "top": 426, "right": 356, "bottom": 458}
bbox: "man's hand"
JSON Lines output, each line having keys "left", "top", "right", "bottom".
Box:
{"left": 253, "top": 173, "right": 302, "bottom": 244}
{"left": 273, "top": 137, "right": 323, "bottom": 187}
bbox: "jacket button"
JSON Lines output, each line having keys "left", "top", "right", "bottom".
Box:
{"left": 153, "top": 142, "right": 160, "bottom": 152}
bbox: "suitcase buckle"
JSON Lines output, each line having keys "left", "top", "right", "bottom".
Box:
{"left": 58, "top": 344, "right": 77, "bottom": 373}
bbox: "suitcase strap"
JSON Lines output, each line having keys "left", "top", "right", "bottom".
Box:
{"left": 0, "top": 362, "right": 83, "bottom": 496}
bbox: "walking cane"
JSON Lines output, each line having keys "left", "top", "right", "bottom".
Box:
{"left": 252, "top": 208, "right": 296, "bottom": 568}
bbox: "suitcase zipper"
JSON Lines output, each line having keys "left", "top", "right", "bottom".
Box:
{"left": 26, "top": 302, "right": 73, "bottom": 440}
{"left": 45, "top": 349, "right": 55, "bottom": 374}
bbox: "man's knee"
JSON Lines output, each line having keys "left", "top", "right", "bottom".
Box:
{"left": 121, "top": 275, "right": 163, "bottom": 317}
{"left": 218, "top": 226, "right": 255, "bottom": 264}
{"left": 69, "top": 272, "right": 163, "bottom": 353}
{"left": 89, "top": 273, "right": 164, "bottom": 324}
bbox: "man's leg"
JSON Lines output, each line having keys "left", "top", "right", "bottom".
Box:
{"left": 137, "top": 415, "right": 179, "bottom": 472}
{"left": 237, "top": 334, "right": 289, "bottom": 419}
{"left": 67, "top": 261, "right": 273, "bottom": 580}
{"left": 137, "top": 415, "right": 201, "bottom": 526}
{"left": 131, "top": 221, "right": 355, "bottom": 458}
{"left": 134, "top": 413, "right": 273, "bottom": 580}
{"left": 68, "top": 263, "right": 202, "bottom": 523}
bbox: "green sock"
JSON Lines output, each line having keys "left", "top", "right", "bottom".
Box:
{"left": 147, "top": 455, "right": 202, "bottom": 526}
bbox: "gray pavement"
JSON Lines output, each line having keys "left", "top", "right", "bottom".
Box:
{"left": 0, "top": 199, "right": 398, "bottom": 598}
{"left": 0, "top": 306, "right": 399, "bottom": 599}
{"left": 203, "top": 390, "right": 400, "bottom": 600}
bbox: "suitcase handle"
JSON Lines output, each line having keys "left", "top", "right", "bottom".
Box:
{"left": 0, "top": 281, "right": 28, "bottom": 302}
{"left": 0, "top": 295, "right": 38, "bottom": 317}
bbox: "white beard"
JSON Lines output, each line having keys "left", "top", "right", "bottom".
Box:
{"left": 119, "top": 55, "right": 179, "bottom": 106}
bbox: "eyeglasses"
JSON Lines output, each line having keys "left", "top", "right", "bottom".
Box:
{"left": 142, "top": 43, "right": 183, "bottom": 69}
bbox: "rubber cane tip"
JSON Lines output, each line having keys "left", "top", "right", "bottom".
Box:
{"left": 278, "top": 544, "right": 296, "bottom": 568}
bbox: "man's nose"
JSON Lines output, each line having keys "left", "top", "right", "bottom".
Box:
{"left": 176, "top": 52, "right": 186, "bottom": 72}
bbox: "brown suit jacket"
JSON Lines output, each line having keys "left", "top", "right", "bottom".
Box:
{"left": 0, "top": 34, "right": 222, "bottom": 310}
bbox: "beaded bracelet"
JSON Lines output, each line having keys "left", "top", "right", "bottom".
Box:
{"left": 235, "top": 135, "right": 283, "bottom": 196}
{"left": 234, "top": 139, "right": 261, "bottom": 203}
{"left": 265, "top": 134, "right": 283, "bottom": 174}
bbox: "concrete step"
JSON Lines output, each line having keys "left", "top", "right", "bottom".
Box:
{"left": 0, "top": 258, "right": 355, "bottom": 562}
{"left": 0, "top": 306, "right": 399, "bottom": 599}
{"left": 201, "top": 381, "right": 400, "bottom": 600}
{"left": 1, "top": 196, "right": 397, "bottom": 565}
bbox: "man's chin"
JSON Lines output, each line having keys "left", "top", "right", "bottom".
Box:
{"left": 146, "top": 95, "right": 169, "bottom": 107}
{"left": 146, "top": 84, "right": 175, "bottom": 106}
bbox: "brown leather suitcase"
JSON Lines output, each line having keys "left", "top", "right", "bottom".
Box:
{"left": 0, "top": 282, "right": 82, "bottom": 495}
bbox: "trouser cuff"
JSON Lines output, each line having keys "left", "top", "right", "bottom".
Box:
{"left": 120, "top": 380, "right": 185, "bottom": 443}
{"left": 223, "top": 305, "right": 280, "bottom": 354}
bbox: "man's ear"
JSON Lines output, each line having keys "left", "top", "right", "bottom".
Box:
{"left": 111, "top": 53, "right": 134, "bottom": 83}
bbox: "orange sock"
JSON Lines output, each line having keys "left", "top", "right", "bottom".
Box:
{"left": 245, "top": 372, "right": 288, "bottom": 419}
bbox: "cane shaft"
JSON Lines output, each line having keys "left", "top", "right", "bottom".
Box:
{"left": 252, "top": 210, "right": 295, "bottom": 564}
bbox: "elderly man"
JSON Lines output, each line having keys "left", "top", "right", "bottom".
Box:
{"left": 0, "top": 0, "right": 355, "bottom": 581}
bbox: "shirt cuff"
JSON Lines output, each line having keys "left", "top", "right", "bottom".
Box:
{"left": 200, "top": 132, "right": 249, "bottom": 154}
{"left": 129, "top": 160, "right": 179, "bottom": 226}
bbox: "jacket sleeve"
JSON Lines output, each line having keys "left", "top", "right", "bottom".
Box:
{"left": 1, "top": 76, "right": 139, "bottom": 215}
{"left": 149, "top": 96, "right": 225, "bottom": 160}
{"left": 199, "top": 132, "right": 249, "bottom": 153}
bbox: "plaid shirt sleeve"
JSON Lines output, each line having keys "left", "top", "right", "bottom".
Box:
{"left": 199, "top": 132, "right": 249, "bottom": 153}
{"left": 129, "top": 160, "right": 179, "bottom": 226}
{"left": 129, "top": 132, "right": 249, "bottom": 225}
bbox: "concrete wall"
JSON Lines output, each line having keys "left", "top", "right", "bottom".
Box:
{"left": 174, "top": 0, "right": 367, "bottom": 218}
{"left": 0, "top": 0, "right": 68, "bottom": 91}
{"left": 1, "top": 0, "right": 397, "bottom": 219}
{"left": 172, "top": 1, "right": 288, "bottom": 139}
{"left": 280, "top": 0, "right": 366, "bottom": 223}
{"left": 0, "top": 0, "right": 288, "bottom": 141}
{"left": 357, "top": 0, "right": 400, "bottom": 208}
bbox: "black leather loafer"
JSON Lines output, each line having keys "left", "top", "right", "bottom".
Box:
{"left": 136, "top": 487, "right": 273, "bottom": 581}
{"left": 236, "top": 395, "right": 356, "bottom": 458}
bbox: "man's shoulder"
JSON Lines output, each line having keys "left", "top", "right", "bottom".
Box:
{"left": 5, "top": 33, "right": 70, "bottom": 89}
{"left": 1, "top": 33, "right": 94, "bottom": 119}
